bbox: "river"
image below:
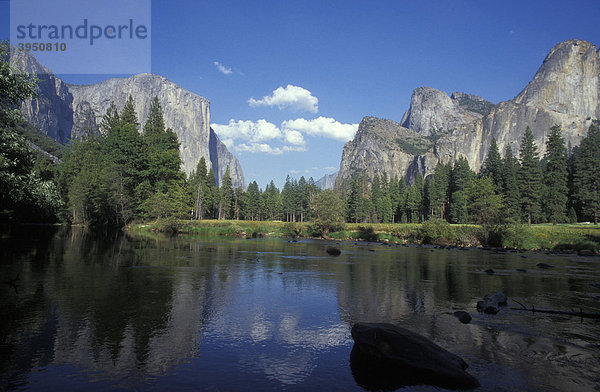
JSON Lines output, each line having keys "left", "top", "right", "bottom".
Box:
{"left": 1, "top": 226, "right": 599, "bottom": 391}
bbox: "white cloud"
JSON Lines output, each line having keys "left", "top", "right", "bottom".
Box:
{"left": 248, "top": 85, "right": 318, "bottom": 113}
{"left": 283, "top": 129, "right": 305, "bottom": 146}
{"left": 214, "top": 61, "right": 233, "bottom": 75}
{"left": 212, "top": 115, "right": 357, "bottom": 155}
{"left": 212, "top": 119, "right": 282, "bottom": 143}
{"left": 282, "top": 117, "right": 359, "bottom": 142}
{"left": 212, "top": 119, "right": 306, "bottom": 155}
{"left": 235, "top": 143, "right": 306, "bottom": 155}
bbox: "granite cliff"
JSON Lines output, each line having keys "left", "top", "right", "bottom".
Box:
{"left": 10, "top": 48, "right": 245, "bottom": 188}
{"left": 336, "top": 39, "right": 599, "bottom": 187}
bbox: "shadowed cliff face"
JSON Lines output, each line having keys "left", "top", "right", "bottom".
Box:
{"left": 336, "top": 39, "right": 599, "bottom": 187}
{"left": 12, "top": 48, "right": 245, "bottom": 188}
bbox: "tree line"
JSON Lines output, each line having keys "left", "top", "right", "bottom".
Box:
{"left": 341, "top": 125, "right": 599, "bottom": 226}
{"left": 1, "top": 42, "right": 598, "bottom": 227}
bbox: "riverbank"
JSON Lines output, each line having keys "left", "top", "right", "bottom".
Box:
{"left": 127, "top": 220, "right": 600, "bottom": 253}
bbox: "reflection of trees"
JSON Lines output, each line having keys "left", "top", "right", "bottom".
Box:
{"left": 2, "top": 232, "right": 599, "bottom": 391}
{"left": 334, "top": 245, "right": 600, "bottom": 392}
{"left": 0, "top": 228, "right": 245, "bottom": 388}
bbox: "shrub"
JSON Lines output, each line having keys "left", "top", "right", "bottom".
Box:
{"left": 357, "top": 226, "right": 378, "bottom": 241}
{"left": 420, "top": 218, "right": 452, "bottom": 244}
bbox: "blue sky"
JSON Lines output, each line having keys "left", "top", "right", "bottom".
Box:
{"left": 2, "top": 0, "right": 600, "bottom": 188}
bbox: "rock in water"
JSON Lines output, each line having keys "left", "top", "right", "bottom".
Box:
{"left": 326, "top": 247, "right": 341, "bottom": 256}
{"left": 453, "top": 311, "right": 473, "bottom": 324}
{"left": 476, "top": 291, "right": 508, "bottom": 314}
{"left": 350, "top": 323, "right": 480, "bottom": 390}
{"left": 537, "top": 262, "right": 554, "bottom": 269}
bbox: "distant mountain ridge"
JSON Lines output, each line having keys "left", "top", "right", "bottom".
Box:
{"left": 336, "top": 39, "right": 599, "bottom": 187}
{"left": 315, "top": 172, "right": 337, "bottom": 190}
{"left": 10, "top": 48, "right": 245, "bottom": 188}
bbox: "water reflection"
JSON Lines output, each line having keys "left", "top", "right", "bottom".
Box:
{"left": 1, "top": 226, "right": 599, "bottom": 391}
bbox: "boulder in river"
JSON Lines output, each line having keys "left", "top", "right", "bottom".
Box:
{"left": 476, "top": 291, "right": 508, "bottom": 314}
{"left": 326, "top": 246, "right": 341, "bottom": 256}
{"left": 350, "top": 323, "right": 480, "bottom": 390}
{"left": 453, "top": 311, "right": 472, "bottom": 324}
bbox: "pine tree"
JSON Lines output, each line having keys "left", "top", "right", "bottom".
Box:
{"left": 99, "top": 102, "right": 120, "bottom": 135}
{"left": 543, "top": 125, "right": 568, "bottom": 224}
{"left": 189, "top": 157, "right": 209, "bottom": 219}
{"left": 481, "top": 137, "right": 503, "bottom": 188}
{"left": 120, "top": 95, "right": 139, "bottom": 129}
{"left": 218, "top": 167, "right": 233, "bottom": 220}
{"left": 501, "top": 146, "right": 521, "bottom": 221}
{"left": 142, "top": 98, "right": 183, "bottom": 192}
{"left": 572, "top": 123, "right": 600, "bottom": 224}
{"left": 518, "top": 127, "right": 542, "bottom": 225}
{"left": 429, "top": 163, "right": 450, "bottom": 219}
{"left": 449, "top": 156, "right": 473, "bottom": 223}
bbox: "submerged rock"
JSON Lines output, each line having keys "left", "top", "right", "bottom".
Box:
{"left": 326, "top": 247, "right": 341, "bottom": 256}
{"left": 350, "top": 323, "right": 480, "bottom": 390}
{"left": 537, "top": 262, "right": 554, "bottom": 269}
{"left": 453, "top": 311, "right": 472, "bottom": 324}
{"left": 476, "top": 291, "right": 508, "bottom": 314}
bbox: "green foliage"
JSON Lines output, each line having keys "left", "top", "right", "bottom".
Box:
{"left": 572, "top": 124, "right": 600, "bottom": 224}
{"left": 0, "top": 44, "right": 62, "bottom": 222}
{"left": 501, "top": 146, "right": 521, "bottom": 221}
{"left": 357, "top": 225, "right": 378, "bottom": 241}
{"left": 419, "top": 218, "right": 451, "bottom": 244}
{"left": 481, "top": 137, "right": 502, "bottom": 188}
{"left": 395, "top": 137, "right": 433, "bottom": 155}
{"left": 518, "top": 127, "right": 542, "bottom": 224}
{"left": 448, "top": 156, "right": 474, "bottom": 223}
{"left": 543, "top": 125, "right": 568, "bottom": 224}
{"left": 466, "top": 176, "right": 505, "bottom": 245}
{"left": 0, "top": 42, "right": 38, "bottom": 125}
{"left": 309, "top": 189, "right": 345, "bottom": 236}
{"left": 453, "top": 93, "right": 495, "bottom": 116}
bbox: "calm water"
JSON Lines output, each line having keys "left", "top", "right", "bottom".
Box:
{"left": 1, "top": 226, "right": 599, "bottom": 391}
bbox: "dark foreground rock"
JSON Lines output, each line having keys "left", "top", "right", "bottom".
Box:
{"left": 476, "top": 292, "right": 508, "bottom": 314}
{"left": 350, "top": 323, "right": 480, "bottom": 390}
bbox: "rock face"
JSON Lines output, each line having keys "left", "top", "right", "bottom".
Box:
{"left": 336, "top": 40, "right": 599, "bottom": 187}
{"left": 350, "top": 322, "right": 480, "bottom": 390}
{"left": 315, "top": 172, "right": 337, "bottom": 190}
{"left": 12, "top": 48, "right": 245, "bottom": 188}
{"left": 10, "top": 47, "right": 74, "bottom": 143}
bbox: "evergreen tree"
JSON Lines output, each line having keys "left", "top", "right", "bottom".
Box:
{"left": 189, "top": 157, "right": 209, "bottom": 219}
{"left": 543, "top": 125, "right": 568, "bottom": 224}
{"left": 518, "top": 127, "right": 542, "bottom": 225}
{"left": 428, "top": 163, "right": 450, "bottom": 219}
{"left": 120, "top": 95, "right": 139, "bottom": 129}
{"left": 218, "top": 167, "right": 233, "bottom": 219}
{"left": 99, "top": 102, "right": 120, "bottom": 135}
{"left": 501, "top": 146, "right": 521, "bottom": 221}
{"left": 245, "top": 181, "right": 261, "bottom": 220}
{"left": 448, "top": 157, "right": 473, "bottom": 223}
{"left": 481, "top": 137, "right": 503, "bottom": 188}
{"left": 405, "top": 174, "right": 424, "bottom": 223}
{"left": 142, "top": 97, "right": 183, "bottom": 193}
{"left": 206, "top": 168, "right": 217, "bottom": 218}
{"left": 572, "top": 123, "right": 600, "bottom": 224}
{"left": 466, "top": 176, "right": 504, "bottom": 245}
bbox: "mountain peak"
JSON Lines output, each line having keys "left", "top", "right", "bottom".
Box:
{"left": 514, "top": 39, "right": 599, "bottom": 117}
